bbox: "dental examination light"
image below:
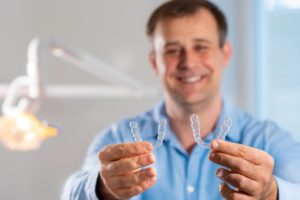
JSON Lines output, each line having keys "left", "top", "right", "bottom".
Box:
{"left": 0, "top": 38, "right": 154, "bottom": 151}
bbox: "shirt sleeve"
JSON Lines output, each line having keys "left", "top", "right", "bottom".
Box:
{"left": 61, "top": 123, "right": 125, "bottom": 200}
{"left": 274, "top": 176, "right": 300, "bottom": 200}
{"left": 60, "top": 166, "right": 101, "bottom": 200}
{"left": 266, "top": 121, "right": 300, "bottom": 200}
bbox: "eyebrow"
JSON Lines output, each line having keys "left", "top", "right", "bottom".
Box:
{"left": 194, "top": 38, "right": 211, "bottom": 44}
{"left": 164, "top": 38, "right": 211, "bottom": 48}
{"left": 164, "top": 41, "right": 180, "bottom": 48}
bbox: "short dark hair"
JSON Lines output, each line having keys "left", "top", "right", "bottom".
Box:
{"left": 146, "top": 0, "right": 228, "bottom": 47}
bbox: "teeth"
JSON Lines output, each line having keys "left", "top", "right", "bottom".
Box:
{"left": 181, "top": 76, "right": 201, "bottom": 83}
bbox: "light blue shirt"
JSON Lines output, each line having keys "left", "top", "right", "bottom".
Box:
{"left": 62, "top": 100, "right": 300, "bottom": 200}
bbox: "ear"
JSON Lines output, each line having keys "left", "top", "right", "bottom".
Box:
{"left": 149, "top": 50, "right": 159, "bottom": 76}
{"left": 221, "top": 41, "right": 232, "bottom": 68}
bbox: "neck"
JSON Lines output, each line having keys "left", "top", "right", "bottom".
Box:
{"left": 165, "top": 95, "right": 222, "bottom": 153}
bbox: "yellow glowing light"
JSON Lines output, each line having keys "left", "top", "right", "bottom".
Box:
{"left": 0, "top": 113, "right": 57, "bottom": 151}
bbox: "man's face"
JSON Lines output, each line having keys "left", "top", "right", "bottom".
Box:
{"left": 150, "top": 9, "right": 231, "bottom": 106}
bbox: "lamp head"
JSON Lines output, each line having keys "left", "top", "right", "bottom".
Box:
{"left": 0, "top": 113, "right": 57, "bottom": 151}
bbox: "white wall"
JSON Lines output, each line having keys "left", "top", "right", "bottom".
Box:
{"left": 0, "top": 1, "right": 256, "bottom": 199}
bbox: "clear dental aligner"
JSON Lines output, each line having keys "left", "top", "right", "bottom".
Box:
{"left": 190, "top": 114, "right": 232, "bottom": 148}
{"left": 129, "top": 121, "right": 142, "bottom": 142}
{"left": 129, "top": 119, "right": 167, "bottom": 148}
{"left": 155, "top": 119, "right": 167, "bottom": 148}
{"left": 217, "top": 118, "right": 232, "bottom": 140}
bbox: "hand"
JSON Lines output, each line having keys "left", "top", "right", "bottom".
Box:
{"left": 209, "top": 140, "right": 278, "bottom": 200}
{"left": 98, "top": 142, "right": 156, "bottom": 199}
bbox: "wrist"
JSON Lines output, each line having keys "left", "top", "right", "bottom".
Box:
{"left": 96, "top": 174, "right": 120, "bottom": 200}
{"left": 265, "top": 177, "right": 278, "bottom": 200}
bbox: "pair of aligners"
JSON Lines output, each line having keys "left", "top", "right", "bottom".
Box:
{"left": 129, "top": 119, "right": 167, "bottom": 148}
{"left": 130, "top": 115, "right": 232, "bottom": 149}
{"left": 190, "top": 114, "right": 232, "bottom": 148}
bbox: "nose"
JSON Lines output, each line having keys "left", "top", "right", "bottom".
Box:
{"left": 178, "top": 49, "right": 198, "bottom": 70}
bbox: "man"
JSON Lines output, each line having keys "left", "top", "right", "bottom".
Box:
{"left": 62, "top": 1, "right": 300, "bottom": 199}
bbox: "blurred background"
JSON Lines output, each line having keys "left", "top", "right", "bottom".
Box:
{"left": 0, "top": 0, "right": 299, "bottom": 199}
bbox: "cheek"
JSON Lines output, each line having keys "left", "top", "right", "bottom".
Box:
{"left": 158, "top": 56, "right": 178, "bottom": 75}
{"left": 199, "top": 51, "right": 211, "bottom": 61}
{"left": 198, "top": 52, "right": 217, "bottom": 70}
{"left": 203, "top": 53, "right": 224, "bottom": 72}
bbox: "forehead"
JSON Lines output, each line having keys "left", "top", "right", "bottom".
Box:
{"left": 153, "top": 9, "right": 219, "bottom": 44}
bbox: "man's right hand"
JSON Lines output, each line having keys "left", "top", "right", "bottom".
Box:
{"left": 98, "top": 142, "right": 156, "bottom": 199}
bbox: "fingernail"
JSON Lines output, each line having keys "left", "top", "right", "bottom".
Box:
{"left": 216, "top": 169, "right": 223, "bottom": 178}
{"left": 210, "top": 152, "right": 216, "bottom": 158}
{"left": 212, "top": 140, "right": 219, "bottom": 149}
{"left": 145, "top": 144, "right": 153, "bottom": 151}
{"left": 146, "top": 168, "right": 155, "bottom": 177}
{"left": 147, "top": 154, "right": 154, "bottom": 162}
{"left": 149, "top": 177, "right": 156, "bottom": 183}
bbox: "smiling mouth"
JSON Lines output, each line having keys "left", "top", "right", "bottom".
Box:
{"left": 177, "top": 75, "right": 206, "bottom": 84}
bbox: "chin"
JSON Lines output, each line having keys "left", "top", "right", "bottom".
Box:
{"left": 173, "top": 92, "right": 209, "bottom": 106}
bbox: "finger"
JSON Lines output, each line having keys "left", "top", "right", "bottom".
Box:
{"left": 112, "top": 175, "right": 157, "bottom": 199}
{"left": 106, "top": 153, "right": 155, "bottom": 176}
{"left": 108, "top": 167, "right": 156, "bottom": 189}
{"left": 209, "top": 152, "right": 258, "bottom": 180}
{"left": 219, "top": 183, "right": 251, "bottom": 200}
{"left": 216, "top": 168, "right": 259, "bottom": 195}
{"left": 99, "top": 142, "right": 153, "bottom": 162}
{"left": 211, "top": 140, "right": 267, "bottom": 165}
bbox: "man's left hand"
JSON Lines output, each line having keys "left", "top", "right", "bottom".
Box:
{"left": 209, "top": 140, "right": 278, "bottom": 200}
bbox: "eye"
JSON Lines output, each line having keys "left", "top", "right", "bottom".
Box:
{"left": 195, "top": 45, "right": 208, "bottom": 52}
{"left": 165, "top": 48, "right": 181, "bottom": 56}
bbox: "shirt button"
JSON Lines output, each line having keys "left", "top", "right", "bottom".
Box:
{"left": 187, "top": 185, "right": 194, "bottom": 193}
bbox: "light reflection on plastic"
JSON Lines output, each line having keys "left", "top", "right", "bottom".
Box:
{"left": 0, "top": 113, "right": 57, "bottom": 151}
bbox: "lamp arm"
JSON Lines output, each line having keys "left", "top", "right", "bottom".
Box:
{"left": 2, "top": 37, "right": 148, "bottom": 117}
